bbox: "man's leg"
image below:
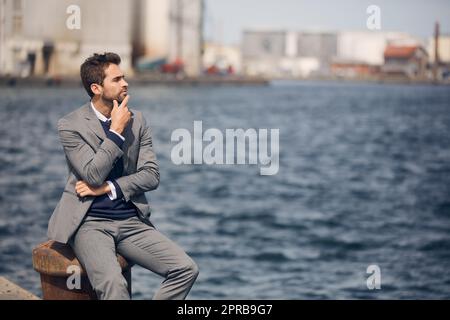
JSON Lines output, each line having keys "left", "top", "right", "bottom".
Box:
{"left": 117, "top": 217, "right": 199, "bottom": 300}
{"left": 69, "top": 217, "right": 130, "bottom": 300}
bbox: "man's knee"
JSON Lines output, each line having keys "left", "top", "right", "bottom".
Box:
{"left": 184, "top": 259, "right": 199, "bottom": 280}
{"left": 172, "top": 258, "right": 199, "bottom": 281}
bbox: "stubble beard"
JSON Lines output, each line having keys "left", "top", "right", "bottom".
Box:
{"left": 101, "top": 92, "right": 123, "bottom": 107}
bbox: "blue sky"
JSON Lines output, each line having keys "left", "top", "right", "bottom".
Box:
{"left": 204, "top": 0, "right": 450, "bottom": 44}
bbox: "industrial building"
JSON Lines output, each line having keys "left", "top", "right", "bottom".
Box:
{"left": 0, "top": 0, "right": 204, "bottom": 77}
{"left": 241, "top": 30, "right": 336, "bottom": 78}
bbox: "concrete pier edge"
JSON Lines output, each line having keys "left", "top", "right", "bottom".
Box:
{"left": 0, "top": 276, "right": 41, "bottom": 300}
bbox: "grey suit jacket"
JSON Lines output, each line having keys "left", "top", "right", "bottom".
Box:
{"left": 47, "top": 102, "right": 160, "bottom": 244}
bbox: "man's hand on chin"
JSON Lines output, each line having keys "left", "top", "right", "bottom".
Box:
{"left": 75, "top": 180, "right": 110, "bottom": 197}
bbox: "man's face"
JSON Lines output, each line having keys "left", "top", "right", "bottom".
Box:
{"left": 99, "top": 64, "right": 128, "bottom": 104}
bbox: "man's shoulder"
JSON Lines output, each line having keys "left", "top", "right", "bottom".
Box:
{"left": 57, "top": 103, "right": 90, "bottom": 129}
{"left": 130, "top": 108, "right": 152, "bottom": 128}
{"left": 130, "top": 108, "right": 143, "bottom": 120}
{"left": 129, "top": 108, "right": 149, "bottom": 129}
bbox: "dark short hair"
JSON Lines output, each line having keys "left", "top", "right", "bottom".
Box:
{"left": 80, "top": 52, "right": 121, "bottom": 98}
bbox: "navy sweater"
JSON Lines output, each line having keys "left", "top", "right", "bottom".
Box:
{"left": 87, "top": 120, "right": 137, "bottom": 219}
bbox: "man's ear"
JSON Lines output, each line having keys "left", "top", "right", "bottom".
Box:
{"left": 90, "top": 83, "right": 102, "bottom": 96}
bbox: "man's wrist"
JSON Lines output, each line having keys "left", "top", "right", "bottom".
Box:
{"left": 105, "top": 181, "right": 117, "bottom": 200}
{"left": 106, "top": 130, "right": 125, "bottom": 148}
{"left": 110, "top": 125, "right": 123, "bottom": 134}
{"left": 109, "top": 128, "right": 125, "bottom": 141}
{"left": 102, "top": 182, "right": 111, "bottom": 195}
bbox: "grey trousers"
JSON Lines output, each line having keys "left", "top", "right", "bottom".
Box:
{"left": 68, "top": 215, "right": 199, "bottom": 300}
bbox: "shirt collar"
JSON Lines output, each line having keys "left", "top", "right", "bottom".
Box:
{"left": 90, "top": 101, "right": 111, "bottom": 122}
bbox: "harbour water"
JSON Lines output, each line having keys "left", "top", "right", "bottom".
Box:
{"left": 0, "top": 80, "right": 449, "bottom": 299}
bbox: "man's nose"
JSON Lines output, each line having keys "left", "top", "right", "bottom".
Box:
{"left": 121, "top": 79, "right": 128, "bottom": 87}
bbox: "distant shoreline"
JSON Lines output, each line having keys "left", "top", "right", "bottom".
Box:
{"left": 271, "top": 76, "right": 450, "bottom": 87}
{"left": 0, "top": 75, "right": 270, "bottom": 88}
{"left": 0, "top": 75, "right": 448, "bottom": 88}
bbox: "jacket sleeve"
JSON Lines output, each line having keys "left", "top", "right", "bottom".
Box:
{"left": 114, "top": 113, "right": 160, "bottom": 202}
{"left": 58, "top": 118, "right": 124, "bottom": 187}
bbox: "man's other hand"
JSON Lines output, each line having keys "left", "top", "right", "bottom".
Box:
{"left": 75, "top": 180, "right": 109, "bottom": 197}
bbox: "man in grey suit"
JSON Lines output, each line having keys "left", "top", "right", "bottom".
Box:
{"left": 47, "top": 52, "right": 199, "bottom": 300}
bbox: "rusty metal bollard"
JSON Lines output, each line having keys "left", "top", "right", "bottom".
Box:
{"left": 32, "top": 240, "right": 132, "bottom": 300}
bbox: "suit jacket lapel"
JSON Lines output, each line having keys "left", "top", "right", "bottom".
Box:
{"left": 82, "top": 102, "right": 106, "bottom": 143}
{"left": 121, "top": 113, "right": 135, "bottom": 174}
